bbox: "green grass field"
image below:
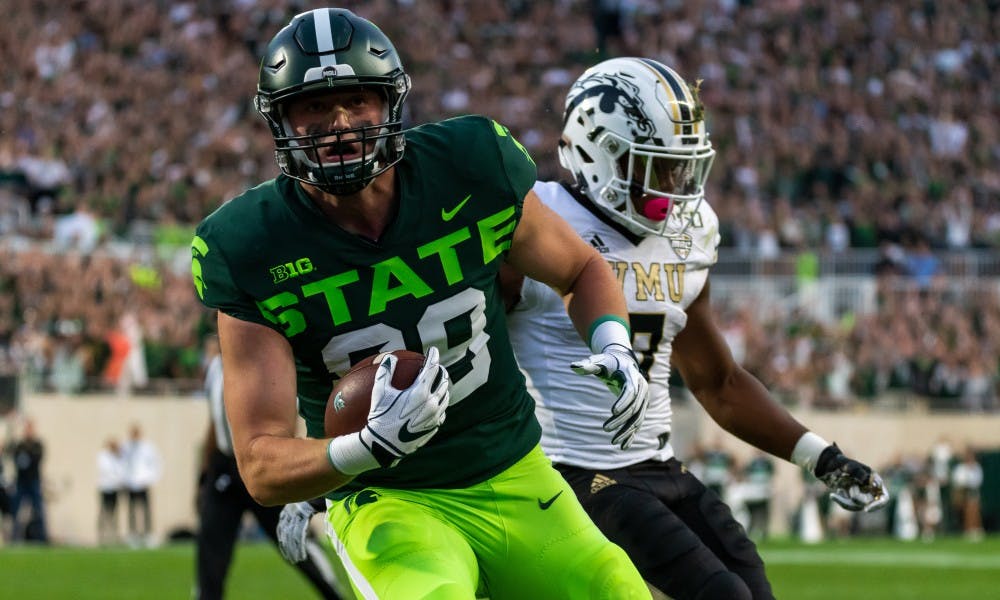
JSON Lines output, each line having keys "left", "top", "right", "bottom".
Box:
{"left": 760, "top": 537, "right": 1000, "bottom": 599}
{"left": 1, "top": 536, "right": 997, "bottom": 599}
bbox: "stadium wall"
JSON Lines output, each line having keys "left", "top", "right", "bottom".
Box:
{"left": 8, "top": 393, "right": 1000, "bottom": 546}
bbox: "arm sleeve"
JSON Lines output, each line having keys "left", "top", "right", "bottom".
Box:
{"left": 487, "top": 118, "right": 537, "bottom": 262}
{"left": 490, "top": 119, "right": 537, "bottom": 204}
{"left": 191, "top": 225, "right": 275, "bottom": 329}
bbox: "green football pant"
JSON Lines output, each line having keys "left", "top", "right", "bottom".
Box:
{"left": 326, "top": 444, "right": 650, "bottom": 599}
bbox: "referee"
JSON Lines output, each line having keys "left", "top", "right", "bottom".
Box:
{"left": 195, "top": 340, "right": 345, "bottom": 599}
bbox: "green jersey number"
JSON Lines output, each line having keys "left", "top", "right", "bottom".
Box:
{"left": 320, "top": 288, "right": 491, "bottom": 405}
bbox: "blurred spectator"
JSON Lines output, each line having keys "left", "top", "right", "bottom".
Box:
{"left": 101, "top": 322, "right": 131, "bottom": 391}
{"left": 928, "top": 437, "right": 955, "bottom": 534}
{"left": 738, "top": 453, "right": 775, "bottom": 541}
{"left": 961, "top": 354, "right": 997, "bottom": 413}
{"left": 0, "top": 432, "right": 10, "bottom": 541}
{"left": 52, "top": 203, "right": 101, "bottom": 254}
{"left": 796, "top": 470, "right": 827, "bottom": 544}
{"left": 950, "top": 447, "right": 984, "bottom": 541}
{"left": 699, "top": 442, "right": 735, "bottom": 499}
{"left": 122, "top": 422, "right": 161, "bottom": 548}
{"left": 941, "top": 186, "right": 974, "bottom": 250}
{"left": 47, "top": 319, "right": 87, "bottom": 394}
{"left": 912, "top": 468, "right": 942, "bottom": 542}
{"left": 901, "top": 233, "right": 941, "bottom": 289}
{"left": 881, "top": 453, "right": 919, "bottom": 540}
{"left": 892, "top": 478, "right": 920, "bottom": 541}
{"left": 7, "top": 418, "right": 47, "bottom": 543}
{"left": 96, "top": 437, "right": 124, "bottom": 546}
{"left": 872, "top": 241, "right": 906, "bottom": 277}
{"left": 118, "top": 312, "right": 148, "bottom": 396}
{"left": 589, "top": 0, "right": 633, "bottom": 59}
{"left": 101, "top": 312, "right": 148, "bottom": 397}
{"left": 16, "top": 145, "right": 70, "bottom": 216}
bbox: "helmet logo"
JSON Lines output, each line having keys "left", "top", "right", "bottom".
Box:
{"left": 302, "top": 63, "right": 356, "bottom": 84}
{"left": 264, "top": 57, "right": 286, "bottom": 75}
{"left": 567, "top": 72, "right": 656, "bottom": 141}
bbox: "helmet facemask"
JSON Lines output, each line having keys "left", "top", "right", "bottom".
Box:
{"left": 607, "top": 137, "right": 715, "bottom": 236}
{"left": 257, "top": 79, "right": 409, "bottom": 195}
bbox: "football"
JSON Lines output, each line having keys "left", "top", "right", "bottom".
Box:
{"left": 324, "top": 349, "right": 426, "bottom": 438}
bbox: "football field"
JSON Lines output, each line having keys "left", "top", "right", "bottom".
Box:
{"left": 1, "top": 536, "right": 997, "bottom": 599}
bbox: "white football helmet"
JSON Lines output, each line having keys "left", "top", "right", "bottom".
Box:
{"left": 559, "top": 57, "right": 715, "bottom": 236}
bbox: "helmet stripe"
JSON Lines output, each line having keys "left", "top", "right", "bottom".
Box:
{"left": 637, "top": 58, "right": 693, "bottom": 136}
{"left": 312, "top": 9, "right": 338, "bottom": 67}
{"left": 634, "top": 59, "right": 681, "bottom": 132}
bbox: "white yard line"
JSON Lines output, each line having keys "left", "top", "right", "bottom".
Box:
{"left": 762, "top": 549, "right": 1000, "bottom": 569}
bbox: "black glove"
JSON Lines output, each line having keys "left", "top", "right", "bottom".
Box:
{"left": 814, "top": 443, "right": 889, "bottom": 512}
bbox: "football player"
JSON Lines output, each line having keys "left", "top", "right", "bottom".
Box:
{"left": 192, "top": 9, "right": 650, "bottom": 599}
{"left": 195, "top": 340, "right": 347, "bottom": 600}
{"left": 502, "top": 58, "right": 890, "bottom": 600}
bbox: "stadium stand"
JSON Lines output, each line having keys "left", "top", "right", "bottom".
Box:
{"left": 0, "top": 0, "right": 996, "bottom": 409}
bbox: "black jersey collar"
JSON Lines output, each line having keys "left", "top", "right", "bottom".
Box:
{"left": 560, "top": 182, "right": 644, "bottom": 246}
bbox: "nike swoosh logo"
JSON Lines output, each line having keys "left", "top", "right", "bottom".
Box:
{"left": 441, "top": 194, "right": 471, "bottom": 221}
{"left": 397, "top": 420, "right": 436, "bottom": 443}
{"left": 538, "top": 490, "right": 563, "bottom": 510}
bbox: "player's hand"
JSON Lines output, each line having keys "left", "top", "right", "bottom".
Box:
{"left": 571, "top": 343, "right": 650, "bottom": 450}
{"left": 277, "top": 500, "right": 317, "bottom": 563}
{"left": 814, "top": 443, "right": 890, "bottom": 512}
{"left": 364, "top": 345, "right": 450, "bottom": 466}
{"left": 328, "top": 347, "right": 450, "bottom": 474}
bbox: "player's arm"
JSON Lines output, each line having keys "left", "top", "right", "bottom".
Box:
{"left": 672, "top": 278, "right": 888, "bottom": 511}
{"left": 671, "top": 278, "right": 807, "bottom": 459}
{"left": 505, "top": 190, "right": 649, "bottom": 449}
{"left": 504, "top": 190, "right": 625, "bottom": 338}
{"left": 218, "top": 312, "right": 353, "bottom": 505}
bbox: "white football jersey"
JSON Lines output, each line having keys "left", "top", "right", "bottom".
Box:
{"left": 508, "top": 181, "right": 720, "bottom": 469}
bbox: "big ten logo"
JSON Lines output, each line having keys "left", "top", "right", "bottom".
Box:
{"left": 270, "top": 257, "right": 315, "bottom": 283}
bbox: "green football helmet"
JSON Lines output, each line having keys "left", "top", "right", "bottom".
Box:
{"left": 254, "top": 8, "right": 411, "bottom": 195}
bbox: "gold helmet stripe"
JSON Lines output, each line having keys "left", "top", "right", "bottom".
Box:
{"left": 636, "top": 58, "right": 697, "bottom": 136}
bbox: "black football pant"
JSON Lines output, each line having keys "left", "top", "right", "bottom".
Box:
{"left": 195, "top": 451, "right": 342, "bottom": 600}
{"left": 557, "top": 457, "right": 774, "bottom": 600}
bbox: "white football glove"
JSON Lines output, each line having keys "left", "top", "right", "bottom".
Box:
{"left": 328, "top": 346, "right": 450, "bottom": 475}
{"left": 814, "top": 444, "right": 890, "bottom": 512}
{"left": 571, "top": 343, "right": 650, "bottom": 450}
{"left": 277, "top": 500, "right": 319, "bottom": 564}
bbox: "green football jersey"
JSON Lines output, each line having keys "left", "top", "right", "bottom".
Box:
{"left": 192, "top": 116, "right": 541, "bottom": 495}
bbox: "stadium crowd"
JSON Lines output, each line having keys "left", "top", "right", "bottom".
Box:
{"left": 0, "top": 0, "right": 997, "bottom": 409}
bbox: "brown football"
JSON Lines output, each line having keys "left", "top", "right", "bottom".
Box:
{"left": 324, "top": 350, "right": 426, "bottom": 438}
